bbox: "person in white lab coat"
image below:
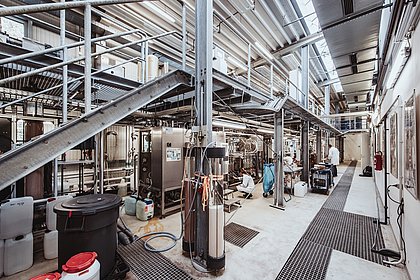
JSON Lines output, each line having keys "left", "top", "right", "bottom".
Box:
{"left": 236, "top": 169, "right": 256, "bottom": 198}
{"left": 327, "top": 144, "right": 340, "bottom": 177}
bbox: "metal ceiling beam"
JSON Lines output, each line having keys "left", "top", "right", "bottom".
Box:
{"left": 323, "top": 111, "right": 371, "bottom": 118}
{"left": 317, "top": 77, "right": 340, "bottom": 87}
{"left": 0, "top": 70, "right": 192, "bottom": 190}
{"left": 253, "top": 32, "right": 324, "bottom": 69}
{"left": 335, "top": 58, "right": 378, "bottom": 70}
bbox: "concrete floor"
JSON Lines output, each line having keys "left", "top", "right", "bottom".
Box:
{"left": 4, "top": 162, "right": 410, "bottom": 280}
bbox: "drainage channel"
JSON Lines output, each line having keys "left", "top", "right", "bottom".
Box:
{"left": 276, "top": 161, "right": 388, "bottom": 280}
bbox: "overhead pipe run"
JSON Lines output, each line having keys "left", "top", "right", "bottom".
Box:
{"left": 0, "top": 0, "right": 158, "bottom": 17}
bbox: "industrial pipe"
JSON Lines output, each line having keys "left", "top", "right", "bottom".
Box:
{"left": 0, "top": 0, "right": 156, "bottom": 17}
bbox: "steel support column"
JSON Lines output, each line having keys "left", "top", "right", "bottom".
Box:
{"left": 181, "top": 1, "right": 187, "bottom": 71}
{"left": 247, "top": 44, "right": 251, "bottom": 87}
{"left": 60, "top": 0, "right": 68, "bottom": 123}
{"left": 99, "top": 131, "right": 104, "bottom": 194}
{"left": 84, "top": 4, "right": 92, "bottom": 113}
{"left": 271, "top": 109, "right": 285, "bottom": 210}
{"left": 316, "top": 129, "right": 322, "bottom": 163}
{"left": 270, "top": 64, "right": 274, "bottom": 97}
{"left": 301, "top": 121, "right": 310, "bottom": 182}
{"left": 301, "top": 45, "right": 309, "bottom": 109}
{"left": 301, "top": 45, "right": 310, "bottom": 181}
{"left": 194, "top": 0, "right": 215, "bottom": 268}
{"left": 325, "top": 85, "right": 330, "bottom": 121}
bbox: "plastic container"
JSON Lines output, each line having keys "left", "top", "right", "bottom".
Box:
{"left": 0, "top": 197, "right": 33, "bottom": 239}
{"left": 44, "top": 230, "right": 58, "bottom": 260}
{"left": 0, "top": 239, "right": 4, "bottom": 277}
{"left": 117, "top": 179, "right": 127, "bottom": 197}
{"left": 146, "top": 55, "right": 159, "bottom": 81}
{"left": 61, "top": 252, "right": 100, "bottom": 280}
{"left": 4, "top": 233, "right": 34, "bottom": 276}
{"left": 46, "top": 195, "right": 72, "bottom": 231}
{"left": 124, "top": 195, "right": 138, "bottom": 216}
{"left": 54, "top": 194, "right": 121, "bottom": 278}
{"left": 135, "top": 198, "right": 154, "bottom": 221}
{"left": 31, "top": 272, "right": 61, "bottom": 280}
{"left": 294, "top": 181, "right": 307, "bottom": 198}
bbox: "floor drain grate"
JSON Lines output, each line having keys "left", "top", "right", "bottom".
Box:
{"left": 322, "top": 161, "right": 357, "bottom": 211}
{"left": 277, "top": 161, "right": 388, "bottom": 280}
{"left": 118, "top": 240, "right": 194, "bottom": 280}
{"left": 304, "top": 208, "right": 388, "bottom": 265}
{"left": 276, "top": 239, "right": 332, "bottom": 280}
{"left": 225, "top": 222, "right": 259, "bottom": 248}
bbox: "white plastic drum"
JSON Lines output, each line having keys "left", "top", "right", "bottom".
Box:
{"left": 61, "top": 252, "right": 100, "bottom": 280}
{"left": 44, "top": 230, "right": 58, "bottom": 260}
{"left": 46, "top": 195, "right": 72, "bottom": 231}
{"left": 0, "top": 197, "right": 33, "bottom": 239}
{"left": 4, "top": 233, "right": 33, "bottom": 276}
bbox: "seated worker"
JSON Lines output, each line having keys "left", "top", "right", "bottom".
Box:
{"left": 236, "top": 169, "right": 256, "bottom": 198}
{"left": 283, "top": 153, "right": 294, "bottom": 166}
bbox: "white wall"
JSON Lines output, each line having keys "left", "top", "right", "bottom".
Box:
{"left": 344, "top": 133, "right": 362, "bottom": 161}
{"left": 377, "top": 16, "right": 420, "bottom": 279}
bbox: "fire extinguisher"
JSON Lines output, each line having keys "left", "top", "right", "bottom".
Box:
{"left": 374, "top": 151, "right": 383, "bottom": 171}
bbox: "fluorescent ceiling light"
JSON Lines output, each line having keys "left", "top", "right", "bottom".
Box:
{"left": 144, "top": 2, "right": 176, "bottom": 23}
{"left": 255, "top": 41, "right": 274, "bottom": 60}
{"left": 386, "top": 42, "right": 407, "bottom": 89}
{"left": 213, "top": 120, "right": 247, "bottom": 130}
{"left": 227, "top": 56, "right": 247, "bottom": 71}
{"left": 257, "top": 128, "right": 274, "bottom": 134}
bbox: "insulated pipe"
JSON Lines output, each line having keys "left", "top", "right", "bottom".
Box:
{"left": 0, "top": 0, "right": 156, "bottom": 16}
{"left": 0, "top": 31, "right": 176, "bottom": 85}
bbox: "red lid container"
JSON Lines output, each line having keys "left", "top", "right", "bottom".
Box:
{"left": 31, "top": 272, "right": 61, "bottom": 280}
{"left": 62, "top": 252, "right": 98, "bottom": 273}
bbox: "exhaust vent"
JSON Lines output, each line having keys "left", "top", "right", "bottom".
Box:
{"left": 342, "top": 0, "right": 354, "bottom": 16}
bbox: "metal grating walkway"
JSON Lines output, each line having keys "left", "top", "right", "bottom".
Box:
{"left": 277, "top": 239, "right": 332, "bottom": 280}
{"left": 277, "top": 161, "right": 388, "bottom": 280}
{"left": 303, "top": 208, "right": 387, "bottom": 265}
{"left": 118, "top": 240, "right": 194, "bottom": 280}
{"left": 225, "top": 222, "right": 259, "bottom": 248}
{"left": 322, "top": 161, "right": 357, "bottom": 211}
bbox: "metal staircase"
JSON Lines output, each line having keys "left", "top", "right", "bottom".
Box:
{"left": 0, "top": 70, "right": 192, "bottom": 190}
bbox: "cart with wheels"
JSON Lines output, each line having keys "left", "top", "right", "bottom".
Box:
{"left": 310, "top": 168, "right": 333, "bottom": 195}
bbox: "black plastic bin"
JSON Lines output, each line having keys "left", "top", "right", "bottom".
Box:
{"left": 54, "top": 194, "right": 121, "bottom": 278}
